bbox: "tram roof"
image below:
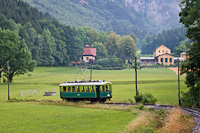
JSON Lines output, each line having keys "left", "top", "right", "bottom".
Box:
{"left": 59, "top": 81, "right": 112, "bottom": 86}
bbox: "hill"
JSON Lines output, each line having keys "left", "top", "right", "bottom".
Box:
{"left": 22, "top": 0, "right": 182, "bottom": 39}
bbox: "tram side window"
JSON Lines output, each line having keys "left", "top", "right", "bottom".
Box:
{"left": 99, "top": 86, "right": 102, "bottom": 92}
{"left": 82, "top": 86, "right": 85, "bottom": 92}
{"left": 86, "top": 86, "right": 90, "bottom": 92}
{"left": 106, "top": 85, "right": 108, "bottom": 92}
{"left": 102, "top": 86, "right": 105, "bottom": 92}
{"left": 68, "top": 87, "right": 71, "bottom": 92}
{"left": 63, "top": 87, "right": 66, "bottom": 92}
{"left": 77, "top": 86, "right": 80, "bottom": 92}
{"left": 72, "top": 86, "right": 75, "bottom": 92}
{"left": 91, "top": 86, "right": 95, "bottom": 92}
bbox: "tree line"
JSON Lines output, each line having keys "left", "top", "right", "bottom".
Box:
{"left": 0, "top": 0, "right": 136, "bottom": 82}
{"left": 141, "top": 27, "right": 187, "bottom": 54}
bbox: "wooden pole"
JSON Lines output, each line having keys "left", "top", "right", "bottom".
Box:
{"left": 90, "top": 60, "right": 92, "bottom": 80}
{"left": 199, "top": 81, "right": 200, "bottom": 108}
{"left": 135, "top": 57, "right": 138, "bottom": 96}
{"left": 178, "top": 58, "right": 181, "bottom": 106}
{"left": 7, "top": 60, "right": 10, "bottom": 100}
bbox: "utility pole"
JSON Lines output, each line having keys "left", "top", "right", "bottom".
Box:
{"left": 90, "top": 60, "right": 92, "bottom": 80}
{"left": 135, "top": 57, "right": 138, "bottom": 96}
{"left": 178, "top": 58, "right": 181, "bottom": 106}
{"left": 7, "top": 60, "right": 10, "bottom": 100}
{"left": 199, "top": 81, "right": 200, "bottom": 108}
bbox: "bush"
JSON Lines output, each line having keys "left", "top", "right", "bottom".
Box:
{"left": 108, "top": 67, "right": 113, "bottom": 70}
{"left": 138, "top": 104, "right": 144, "bottom": 110}
{"left": 134, "top": 91, "right": 143, "bottom": 103}
{"left": 134, "top": 91, "right": 157, "bottom": 105}
{"left": 93, "top": 64, "right": 103, "bottom": 70}
{"left": 142, "top": 93, "right": 157, "bottom": 105}
{"left": 112, "top": 67, "right": 122, "bottom": 70}
{"left": 181, "top": 89, "right": 198, "bottom": 107}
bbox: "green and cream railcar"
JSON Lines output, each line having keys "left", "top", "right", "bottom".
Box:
{"left": 59, "top": 81, "right": 112, "bottom": 102}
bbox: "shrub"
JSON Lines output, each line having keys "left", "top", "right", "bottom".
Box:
{"left": 134, "top": 91, "right": 143, "bottom": 103}
{"left": 134, "top": 91, "right": 157, "bottom": 105}
{"left": 138, "top": 104, "right": 144, "bottom": 110}
{"left": 112, "top": 67, "right": 122, "bottom": 70}
{"left": 93, "top": 64, "right": 103, "bottom": 70}
{"left": 142, "top": 93, "right": 157, "bottom": 105}
{"left": 181, "top": 89, "right": 198, "bottom": 107}
{"left": 145, "top": 127, "right": 154, "bottom": 133}
{"left": 108, "top": 67, "right": 113, "bottom": 70}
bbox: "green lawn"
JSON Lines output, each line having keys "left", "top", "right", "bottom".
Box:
{"left": 0, "top": 103, "right": 137, "bottom": 133}
{"left": 0, "top": 67, "right": 188, "bottom": 132}
{"left": 0, "top": 67, "right": 187, "bottom": 105}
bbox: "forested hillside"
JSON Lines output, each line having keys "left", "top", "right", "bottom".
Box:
{"left": 0, "top": 0, "right": 136, "bottom": 69}
{"left": 22, "top": 0, "right": 181, "bottom": 39}
{"left": 141, "top": 27, "right": 187, "bottom": 54}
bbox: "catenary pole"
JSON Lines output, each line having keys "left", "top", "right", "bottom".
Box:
{"left": 178, "top": 58, "right": 181, "bottom": 106}
{"left": 90, "top": 60, "right": 92, "bottom": 80}
{"left": 199, "top": 81, "right": 200, "bottom": 108}
{"left": 135, "top": 57, "right": 138, "bottom": 96}
{"left": 7, "top": 60, "right": 10, "bottom": 100}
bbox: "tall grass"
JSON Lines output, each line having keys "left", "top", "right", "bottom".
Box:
{"left": 158, "top": 107, "right": 195, "bottom": 132}
{"left": 125, "top": 107, "right": 195, "bottom": 133}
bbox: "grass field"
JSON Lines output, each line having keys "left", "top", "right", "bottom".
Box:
{"left": 0, "top": 67, "right": 188, "bottom": 105}
{"left": 0, "top": 67, "right": 189, "bottom": 132}
{"left": 0, "top": 102, "right": 137, "bottom": 132}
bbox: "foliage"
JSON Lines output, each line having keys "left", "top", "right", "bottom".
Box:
{"left": 138, "top": 104, "right": 144, "bottom": 110}
{"left": 141, "top": 27, "right": 187, "bottom": 54}
{"left": 134, "top": 91, "right": 157, "bottom": 105}
{"left": 134, "top": 91, "right": 143, "bottom": 103}
{"left": 0, "top": 28, "right": 36, "bottom": 82}
{"left": 179, "top": 0, "right": 200, "bottom": 107}
{"left": 22, "top": 0, "right": 181, "bottom": 39}
{"left": 91, "top": 42, "right": 107, "bottom": 60}
{"left": 119, "top": 35, "right": 136, "bottom": 61}
{"left": 173, "top": 39, "right": 189, "bottom": 56}
{"left": 181, "top": 90, "right": 198, "bottom": 107}
{"left": 0, "top": 0, "right": 139, "bottom": 70}
{"left": 0, "top": 0, "right": 52, "bottom": 33}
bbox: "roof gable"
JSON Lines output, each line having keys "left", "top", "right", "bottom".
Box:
{"left": 156, "top": 53, "right": 174, "bottom": 57}
{"left": 154, "top": 44, "right": 170, "bottom": 51}
{"left": 83, "top": 45, "right": 96, "bottom": 56}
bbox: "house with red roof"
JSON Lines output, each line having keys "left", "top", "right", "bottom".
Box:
{"left": 82, "top": 45, "right": 96, "bottom": 63}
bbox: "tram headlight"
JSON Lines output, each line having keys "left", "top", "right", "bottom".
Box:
{"left": 107, "top": 94, "right": 110, "bottom": 97}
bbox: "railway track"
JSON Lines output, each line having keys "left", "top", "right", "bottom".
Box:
{"left": 104, "top": 103, "right": 200, "bottom": 132}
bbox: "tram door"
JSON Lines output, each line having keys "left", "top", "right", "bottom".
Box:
{"left": 96, "top": 85, "right": 100, "bottom": 98}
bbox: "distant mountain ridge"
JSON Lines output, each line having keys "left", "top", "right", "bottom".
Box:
{"left": 124, "top": 0, "right": 181, "bottom": 26}
{"left": 22, "top": 0, "right": 181, "bottom": 38}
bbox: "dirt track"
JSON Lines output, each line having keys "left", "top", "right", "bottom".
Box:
{"left": 168, "top": 67, "right": 185, "bottom": 75}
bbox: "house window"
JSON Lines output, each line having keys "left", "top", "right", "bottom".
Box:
{"left": 166, "top": 50, "right": 168, "bottom": 53}
{"left": 86, "top": 57, "right": 89, "bottom": 60}
{"left": 163, "top": 50, "right": 164, "bottom": 53}
{"left": 170, "top": 58, "right": 172, "bottom": 63}
{"left": 161, "top": 58, "right": 163, "bottom": 63}
{"left": 165, "top": 58, "right": 168, "bottom": 63}
{"left": 159, "top": 50, "right": 160, "bottom": 53}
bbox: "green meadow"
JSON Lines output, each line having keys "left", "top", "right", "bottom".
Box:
{"left": 0, "top": 67, "right": 188, "bottom": 132}
{"left": 0, "top": 67, "right": 187, "bottom": 104}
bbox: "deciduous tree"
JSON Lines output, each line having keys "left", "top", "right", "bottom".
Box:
{"left": 0, "top": 28, "right": 36, "bottom": 82}
{"left": 179, "top": 0, "right": 200, "bottom": 107}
